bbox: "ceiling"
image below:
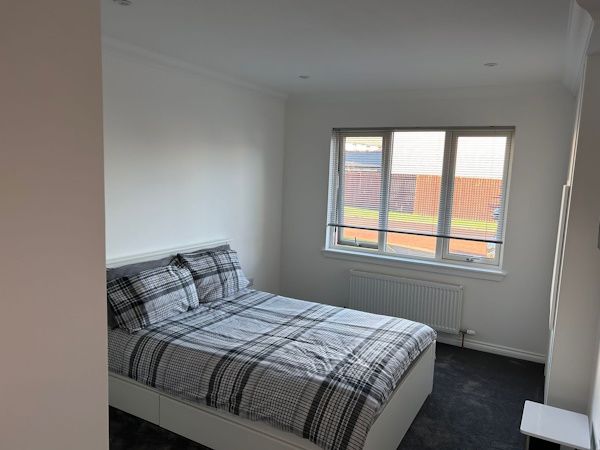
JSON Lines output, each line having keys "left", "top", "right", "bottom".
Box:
{"left": 102, "top": 0, "right": 573, "bottom": 95}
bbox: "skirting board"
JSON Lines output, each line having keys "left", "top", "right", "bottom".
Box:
{"left": 436, "top": 333, "right": 546, "bottom": 364}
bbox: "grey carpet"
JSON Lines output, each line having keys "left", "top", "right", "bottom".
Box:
{"left": 109, "top": 343, "right": 544, "bottom": 450}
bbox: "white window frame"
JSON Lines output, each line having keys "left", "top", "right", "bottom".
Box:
{"left": 325, "top": 127, "right": 514, "bottom": 271}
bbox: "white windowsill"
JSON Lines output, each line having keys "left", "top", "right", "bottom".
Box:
{"left": 321, "top": 247, "right": 507, "bottom": 281}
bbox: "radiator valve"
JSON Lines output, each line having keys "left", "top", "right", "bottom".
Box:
{"left": 459, "top": 329, "right": 476, "bottom": 348}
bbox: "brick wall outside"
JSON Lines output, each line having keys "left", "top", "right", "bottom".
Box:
{"left": 413, "top": 175, "right": 502, "bottom": 222}
{"left": 344, "top": 171, "right": 502, "bottom": 222}
{"left": 344, "top": 172, "right": 417, "bottom": 212}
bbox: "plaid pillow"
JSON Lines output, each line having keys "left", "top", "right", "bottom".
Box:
{"left": 177, "top": 249, "right": 250, "bottom": 302}
{"left": 107, "top": 264, "right": 199, "bottom": 333}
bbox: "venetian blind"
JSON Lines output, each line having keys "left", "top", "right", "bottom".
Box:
{"left": 328, "top": 128, "right": 512, "bottom": 246}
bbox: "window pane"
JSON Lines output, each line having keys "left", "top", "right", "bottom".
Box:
{"left": 340, "top": 136, "right": 383, "bottom": 247}
{"left": 448, "top": 239, "right": 498, "bottom": 259}
{"left": 447, "top": 135, "right": 507, "bottom": 259}
{"left": 385, "top": 131, "right": 445, "bottom": 257}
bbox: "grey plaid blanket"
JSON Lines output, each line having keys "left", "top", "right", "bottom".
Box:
{"left": 108, "top": 290, "right": 436, "bottom": 450}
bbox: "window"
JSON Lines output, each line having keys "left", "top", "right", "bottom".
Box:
{"left": 326, "top": 128, "right": 513, "bottom": 268}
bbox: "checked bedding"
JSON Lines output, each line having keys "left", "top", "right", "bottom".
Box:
{"left": 108, "top": 289, "right": 436, "bottom": 450}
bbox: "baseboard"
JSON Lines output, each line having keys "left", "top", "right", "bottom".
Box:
{"left": 436, "top": 334, "right": 546, "bottom": 364}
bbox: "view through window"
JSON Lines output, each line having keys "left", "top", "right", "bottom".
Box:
{"left": 328, "top": 128, "right": 512, "bottom": 267}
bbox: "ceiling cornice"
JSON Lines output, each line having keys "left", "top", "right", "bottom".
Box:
{"left": 576, "top": 0, "right": 600, "bottom": 55}
{"left": 101, "top": 36, "right": 288, "bottom": 100}
{"left": 563, "top": 1, "right": 594, "bottom": 94}
{"left": 576, "top": 0, "right": 600, "bottom": 20}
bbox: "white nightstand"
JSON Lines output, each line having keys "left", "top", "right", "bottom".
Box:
{"left": 520, "top": 401, "right": 590, "bottom": 450}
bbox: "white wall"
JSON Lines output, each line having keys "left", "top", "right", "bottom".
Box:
{"left": 0, "top": 2, "right": 108, "bottom": 450}
{"left": 102, "top": 43, "right": 286, "bottom": 292}
{"left": 280, "top": 83, "right": 574, "bottom": 360}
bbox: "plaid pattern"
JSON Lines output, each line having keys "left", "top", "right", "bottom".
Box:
{"left": 177, "top": 249, "right": 250, "bottom": 302}
{"left": 107, "top": 265, "right": 199, "bottom": 333}
{"left": 108, "top": 290, "right": 436, "bottom": 450}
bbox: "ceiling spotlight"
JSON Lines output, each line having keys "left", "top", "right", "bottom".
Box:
{"left": 113, "top": 0, "right": 132, "bottom": 5}
{"left": 298, "top": 75, "right": 310, "bottom": 79}
{"left": 484, "top": 62, "right": 499, "bottom": 67}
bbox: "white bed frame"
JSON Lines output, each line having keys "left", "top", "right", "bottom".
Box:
{"left": 107, "top": 240, "right": 436, "bottom": 450}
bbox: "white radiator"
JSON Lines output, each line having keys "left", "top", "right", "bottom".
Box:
{"left": 349, "top": 270, "right": 464, "bottom": 334}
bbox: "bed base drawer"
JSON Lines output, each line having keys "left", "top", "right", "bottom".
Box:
{"left": 108, "top": 375, "right": 160, "bottom": 425}
{"left": 108, "top": 341, "right": 435, "bottom": 450}
{"left": 160, "top": 395, "right": 316, "bottom": 450}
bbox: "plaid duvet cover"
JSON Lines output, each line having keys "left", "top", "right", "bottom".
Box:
{"left": 108, "top": 290, "right": 436, "bottom": 450}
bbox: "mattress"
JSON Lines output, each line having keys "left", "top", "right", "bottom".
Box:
{"left": 108, "top": 289, "right": 436, "bottom": 450}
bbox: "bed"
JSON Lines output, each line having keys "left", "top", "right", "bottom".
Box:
{"left": 107, "top": 240, "right": 436, "bottom": 450}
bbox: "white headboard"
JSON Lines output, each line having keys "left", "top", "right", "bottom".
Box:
{"left": 106, "top": 239, "right": 231, "bottom": 268}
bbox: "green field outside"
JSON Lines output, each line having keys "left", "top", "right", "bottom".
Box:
{"left": 344, "top": 206, "right": 498, "bottom": 233}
